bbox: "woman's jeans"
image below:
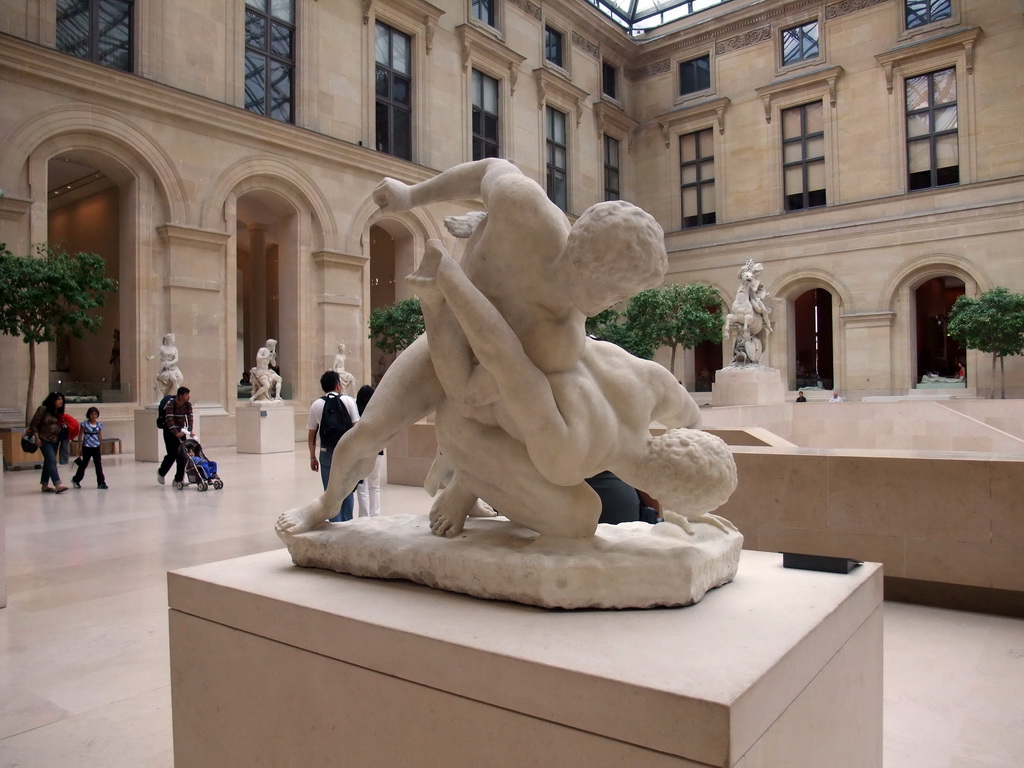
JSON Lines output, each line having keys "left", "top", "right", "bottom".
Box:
{"left": 39, "top": 439, "right": 61, "bottom": 486}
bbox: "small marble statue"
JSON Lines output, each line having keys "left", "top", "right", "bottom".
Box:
{"left": 332, "top": 342, "right": 356, "bottom": 395}
{"left": 250, "top": 341, "right": 283, "bottom": 401}
{"left": 147, "top": 332, "right": 184, "bottom": 398}
{"left": 724, "top": 259, "right": 776, "bottom": 366}
{"left": 920, "top": 372, "right": 965, "bottom": 384}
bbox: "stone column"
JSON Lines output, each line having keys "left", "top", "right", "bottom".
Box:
{"left": 839, "top": 311, "right": 895, "bottom": 395}
{"left": 312, "top": 249, "right": 369, "bottom": 396}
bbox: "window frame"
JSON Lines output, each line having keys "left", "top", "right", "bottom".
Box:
{"left": 545, "top": 105, "right": 569, "bottom": 211}
{"left": 602, "top": 60, "right": 619, "bottom": 102}
{"left": 544, "top": 24, "right": 566, "bottom": 71}
{"left": 781, "top": 101, "right": 827, "bottom": 211}
{"left": 679, "top": 127, "right": 717, "bottom": 227}
{"left": 471, "top": 0, "right": 498, "bottom": 30}
{"left": 902, "top": 0, "right": 958, "bottom": 37}
{"left": 779, "top": 19, "right": 821, "bottom": 70}
{"left": 603, "top": 134, "right": 621, "bottom": 202}
{"left": 904, "top": 67, "right": 959, "bottom": 192}
{"left": 244, "top": 0, "right": 296, "bottom": 124}
{"left": 676, "top": 50, "right": 714, "bottom": 103}
{"left": 471, "top": 68, "right": 501, "bottom": 161}
{"left": 374, "top": 20, "right": 413, "bottom": 160}
{"left": 56, "top": 0, "right": 135, "bottom": 73}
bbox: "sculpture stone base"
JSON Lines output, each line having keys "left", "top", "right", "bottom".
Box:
{"left": 712, "top": 365, "right": 785, "bottom": 406}
{"left": 133, "top": 407, "right": 202, "bottom": 463}
{"left": 277, "top": 514, "right": 742, "bottom": 609}
{"left": 235, "top": 403, "right": 294, "bottom": 454}
{"left": 168, "top": 549, "right": 882, "bottom": 768}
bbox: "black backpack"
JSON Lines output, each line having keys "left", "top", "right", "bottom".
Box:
{"left": 157, "top": 394, "right": 175, "bottom": 429}
{"left": 319, "top": 394, "right": 353, "bottom": 451}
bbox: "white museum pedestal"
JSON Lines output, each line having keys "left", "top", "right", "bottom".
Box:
{"left": 235, "top": 403, "right": 294, "bottom": 454}
{"left": 168, "top": 549, "right": 882, "bottom": 768}
{"left": 133, "top": 407, "right": 202, "bottom": 462}
{"left": 712, "top": 366, "right": 786, "bottom": 406}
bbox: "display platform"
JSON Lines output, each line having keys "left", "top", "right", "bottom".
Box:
{"left": 168, "top": 549, "right": 882, "bottom": 768}
{"left": 235, "top": 403, "right": 294, "bottom": 454}
{"left": 712, "top": 366, "right": 786, "bottom": 406}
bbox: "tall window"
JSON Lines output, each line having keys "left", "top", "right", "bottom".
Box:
{"left": 782, "top": 102, "right": 826, "bottom": 210}
{"left": 604, "top": 135, "right": 620, "bottom": 201}
{"left": 56, "top": 0, "right": 133, "bottom": 72}
{"left": 546, "top": 106, "right": 567, "bottom": 211}
{"left": 472, "top": 0, "right": 495, "bottom": 27}
{"left": 472, "top": 69, "right": 499, "bottom": 161}
{"left": 906, "top": 0, "right": 952, "bottom": 29}
{"left": 244, "top": 0, "right": 295, "bottom": 123}
{"left": 781, "top": 21, "right": 819, "bottom": 66}
{"left": 545, "top": 26, "right": 564, "bottom": 68}
{"left": 906, "top": 68, "right": 958, "bottom": 190}
{"left": 680, "top": 129, "right": 715, "bottom": 227}
{"left": 679, "top": 55, "right": 710, "bottom": 96}
{"left": 602, "top": 62, "right": 618, "bottom": 100}
{"left": 375, "top": 22, "right": 412, "bottom": 161}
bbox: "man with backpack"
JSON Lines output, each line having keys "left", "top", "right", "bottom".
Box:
{"left": 157, "top": 386, "right": 193, "bottom": 486}
{"left": 306, "top": 371, "right": 360, "bottom": 522}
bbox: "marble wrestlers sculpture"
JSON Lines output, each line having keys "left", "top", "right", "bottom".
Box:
{"left": 277, "top": 159, "right": 738, "bottom": 542}
{"left": 724, "top": 259, "right": 777, "bottom": 366}
{"left": 148, "top": 332, "right": 184, "bottom": 398}
{"left": 250, "top": 340, "right": 284, "bottom": 402}
{"left": 332, "top": 342, "right": 356, "bottom": 395}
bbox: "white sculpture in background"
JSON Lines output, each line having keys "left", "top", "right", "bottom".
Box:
{"left": 148, "top": 332, "right": 184, "bottom": 398}
{"left": 724, "top": 259, "right": 777, "bottom": 366}
{"left": 332, "top": 342, "right": 356, "bottom": 395}
{"left": 250, "top": 340, "right": 283, "bottom": 402}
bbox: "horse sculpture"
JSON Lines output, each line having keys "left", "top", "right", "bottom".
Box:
{"left": 724, "top": 262, "right": 774, "bottom": 365}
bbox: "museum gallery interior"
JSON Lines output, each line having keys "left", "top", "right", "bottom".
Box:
{"left": 1, "top": 0, "right": 1023, "bottom": 766}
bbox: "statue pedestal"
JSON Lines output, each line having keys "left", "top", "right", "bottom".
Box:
{"left": 235, "top": 403, "right": 294, "bottom": 454}
{"left": 133, "top": 407, "right": 202, "bottom": 463}
{"left": 168, "top": 549, "right": 882, "bottom": 768}
{"left": 712, "top": 366, "right": 786, "bottom": 406}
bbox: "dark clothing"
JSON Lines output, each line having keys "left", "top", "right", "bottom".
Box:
{"left": 73, "top": 446, "right": 106, "bottom": 485}
{"left": 159, "top": 398, "right": 193, "bottom": 483}
{"left": 29, "top": 406, "right": 62, "bottom": 443}
{"left": 586, "top": 471, "right": 652, "bottom": 525}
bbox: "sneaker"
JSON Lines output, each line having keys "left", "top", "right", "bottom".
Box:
{"left": 72, "top": 479, "right": 81, "bottom": 489}
{"left": 98, "top": 483, "right": 109, "bottom": 490}
{"left": 157, "top": 471, "right": 165, "bottom": 485}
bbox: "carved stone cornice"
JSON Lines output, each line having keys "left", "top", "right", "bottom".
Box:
{"left": 875, "top": 27, "right": 981, "bottom": 93}
{"left": 457, "top": 24, "right": 527, "bottom": 94}
{"left": 593, "top": 99, "right": 639, "bottom": 139}
{"left": 755, "top": 65, "right": 843, "bottom": 122}
{"left": 533, "top": 67, "right": 590, "bottom": 127}
{"left": 626, "top": 59, "right": 670, "bottom": 82}
{"left": 825, "top": 0, "right": 891, "bottom": 21}
{"left": 364, "top": 0, "right": 445, "bottom": 55}
{"left": 572, "top": 31, "right": 600, "bottom": 59}
{"left": 654, "top": 96, "right": 730, "bottom": 146}
{"left": 157, "top": 224, "right": 231, "bottom": 251}
{"left": 715, "top": 26, "right": 771, "bottom": 56}
{"left": 507, "top": 0, "right": 541, "bottom": 21}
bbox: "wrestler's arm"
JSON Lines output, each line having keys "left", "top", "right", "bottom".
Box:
{"left": 374, "top": 158, "right": 522, "bottom": 211}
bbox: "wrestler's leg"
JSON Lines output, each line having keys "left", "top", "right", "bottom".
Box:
{"left": 276, "top": 336, "right": 441, "bottom": 534}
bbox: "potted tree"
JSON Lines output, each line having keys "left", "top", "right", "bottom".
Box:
{"left": 947, "top": 286, "right": 1024, "bottom": 399}
{"left": 0, "top": 243, "right": 117, "bottom": 465}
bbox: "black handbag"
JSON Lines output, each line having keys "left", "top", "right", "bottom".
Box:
{"left": 21, "top": 432, "right": 38, "bottom": 454}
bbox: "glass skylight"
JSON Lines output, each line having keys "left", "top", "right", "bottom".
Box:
{"left": 582, "top": 0, "right": 732, "bottom": 33}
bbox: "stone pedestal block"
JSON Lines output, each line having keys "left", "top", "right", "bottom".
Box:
{"left": 168, "top": 549, "right": 882, "bottom": 768}
{"left": 235, "top": 404, "right": 295, "bottom": 454}
{"left": 134, "top": 407, "right": 202, "bottom": 462}
{"left": 712, "top": 366, "right": 786, "bottom": 406}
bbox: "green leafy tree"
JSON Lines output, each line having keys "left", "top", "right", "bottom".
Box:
{"left": 947, "top": 286, "right": 1024, "bottom": 399}
{"left": 622, "top": 282, "right": 724, "bottom": 374}
{"left": 585, "top": 307, "right": 656, "bottom": 359}
{"left": 368, "top": 298, "right": 425, "bottom": 357}
{"left": 0, "top": 243, "right": 118, "bottom": 423}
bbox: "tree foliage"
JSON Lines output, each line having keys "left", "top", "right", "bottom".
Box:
{"left": 0, "top": 243, "right": 118, "bottom": 422}
{"left": 947, "top": 286, "right": 1024, "bottom": 399}
{"left": 367, "top": 298, "right": 425, "bottom": 356}
{"left": 589, "top": 283, "right": 724, "bottom": 374}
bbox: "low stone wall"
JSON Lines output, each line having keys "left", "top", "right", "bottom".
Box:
{"left": 717, "top": 446, "right": 1024, "bottom": 603}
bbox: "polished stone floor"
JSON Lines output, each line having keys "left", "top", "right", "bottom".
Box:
{"left": 1, "top": 449, "right": 1022, "bottom": 767}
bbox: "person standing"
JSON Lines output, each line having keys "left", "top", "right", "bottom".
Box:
{"left": 158, "top": 386, "right": 193, "bottom": 487}
{"left": 27, "top": 391, "right": 69, "bottom": 494}
{"left": 307, "top": 371, "right": 359, "bottom": 522}
{"left": 796, "top": 391, "right": 807, "bottom": 403}
{"left": 354, "top": 385, "right": 382, "bottom": 518}
{"left": 72, "top": 406, "right": 108, "bottom": 489}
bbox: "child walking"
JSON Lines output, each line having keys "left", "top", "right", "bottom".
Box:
{"left": 72, "top": 407, "right": 108, "bottom": 489}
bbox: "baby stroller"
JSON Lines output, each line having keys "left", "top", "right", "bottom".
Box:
{"left": 177, "top": 435, "right": 224, "bottom": 492}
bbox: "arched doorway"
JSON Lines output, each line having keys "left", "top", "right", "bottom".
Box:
{"left": 791, "top": 288, "right": 834, "bottom": 390}
{"left": 914, "top": 276, "right": 965, "bottom": 382}
{"left": 46, "top": 152, "right": 127, "bottom": 403}
{"left": 368, "top": 222, "right": 418, "bottom": 384}
{"left": 236, "top": 190, "right": 297, "bottom": 399}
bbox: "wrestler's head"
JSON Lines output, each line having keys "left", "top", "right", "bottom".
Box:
{"left": 634, "top": 428, "right": 737, "bottom": 517}
{"left": 563, "top": 200, "right": 667, "bottom": 316}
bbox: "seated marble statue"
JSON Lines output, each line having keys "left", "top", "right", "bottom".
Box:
{"left": 148, "top": 332, "right": 184, "bottom": 398}
{"left": 920, "top": 372, "right": 965, "bottom": 384}
{"left": 332, "top": 342, "right": 356, "bottom": 395}
{"left": 277, "top": 158, "right": 736, "bottom": 540}
{"left": 250, "top": 342, "right": 283, "bottom": 401}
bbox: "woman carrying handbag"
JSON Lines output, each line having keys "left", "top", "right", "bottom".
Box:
{"left": 26, "top": 391, "right": 70, "bottom": 494}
